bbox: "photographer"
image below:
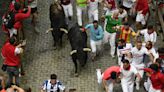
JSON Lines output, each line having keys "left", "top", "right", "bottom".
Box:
{"left": 6, "top": 85, "right": 24, "bottom": 92}
{"left": 1, "top": 36, "right": 26, "bottom": 87}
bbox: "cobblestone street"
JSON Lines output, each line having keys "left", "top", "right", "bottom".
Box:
{"left": 0, "top": 0, "right": 164, "bottom": 92}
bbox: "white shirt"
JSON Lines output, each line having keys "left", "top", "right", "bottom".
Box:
{"left": 148, "top": 47, "right": 159, "bottom": 62}
{"left": 118, "top": 9, "right": 128, "bottom": 19}
{"left": 131, "top": 47, "right": 149, "bottom": 65}
{"left": 123, "top": 0, "right": 136, "bottom": 8}
{"left": 43, "top": 80, "right": 65, "bottom": 92}
{"left": 88, "top": 0, "right": 100, "bottom": 11}
{"left": 15, "top": 48, "right": 22, "bottom": 55}
{"left": 29, "top": 0, "right": 38, "bottom": 8}
{"left": 117, "top": 43, "right": 133, "bottom": 63}
{"left": 140, "top": 29, "right": 157, "bottom": 44}
{"left": 120, "top": 64, "right": 138, "bottom": 84}
{"left": 117, "top": 43, "right": 133, "bottom": 57}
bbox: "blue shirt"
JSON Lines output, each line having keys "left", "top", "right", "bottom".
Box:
{"left": 85, "top": 24, "right": 104, "bottom": 41}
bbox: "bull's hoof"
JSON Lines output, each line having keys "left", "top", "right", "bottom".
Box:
{"left": 74, "top": 73, "right": 79, "bottom": 77}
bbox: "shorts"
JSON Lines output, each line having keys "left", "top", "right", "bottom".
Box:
{"left": 136, "top": 13, "right": 146, "bottom": 25}
{"left": 31, "top": 7, "right": 37, "bottom": 14}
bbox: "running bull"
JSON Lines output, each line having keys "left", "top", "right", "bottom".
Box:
{"left": 46, "top": 1, "right": 68, "bottom": 49}
{"left": 68, "top": 23, "right": 91, "bottom": 76}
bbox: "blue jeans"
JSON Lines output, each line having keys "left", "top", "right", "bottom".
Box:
{"left": 6, "top": 66, "right": 19, "bottom": 87}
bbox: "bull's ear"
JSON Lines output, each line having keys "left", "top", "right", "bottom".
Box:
{"left": 70, "top": 50, "right": 77, "bottom": 55}
{"left": 83, "top": 48, "right": 91, "bottom": 52}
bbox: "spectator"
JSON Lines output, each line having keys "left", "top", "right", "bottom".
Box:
{"left": 2, "top": 2, "right": 31, "bottom": 39}
{"left": 85, "top": 20, "right": 104, "bottom": 61}
{"left": 9, "top": 0, "right": 25, "bottom": 12}
{"left": 41, "top": 74, "right": 65, "bottom": 92}
{"left": 76, "top": 0, "right": 87, "bottom": 27}
{"left": 120, "top": 59, "right": 141, "bottom": 92}
{"left": 96, "top": 66, "right": 120, "bottom": 92}
{"left": 136, "top": 25, "right": 157, "bottom": 46}
{"left": 60, "top": 0, "right": 73, "bottom": 24}
{"left": 102, "top": 11, "right": 122, "bottom": 58}
{"left": 1, "top": 36, "right": 26, "bottom": 87}
{"left": 14, "top": 2, "right": 31, "bottom": 39}
{"left": 6, "top": 85, "right": 25, "bottom": 92}
{"left": 87, "top": 0, "right": 101, "bottom": 23}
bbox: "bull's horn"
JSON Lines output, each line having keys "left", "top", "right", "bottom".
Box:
{"left": 70, "top": 50, "right": 77, "bottom": 55}
{"left": 46, "top": 28, "right": 53, "bottom": 33}
{"left": 60, "top": 28, "right": 68, "bottom": 34}
{"left": 83, "top": 48, "right": 92, "bottom": 52}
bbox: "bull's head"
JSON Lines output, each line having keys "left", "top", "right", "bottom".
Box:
{"left": 46, "top": 28, "right": 68, "bottom": 34}
{"left": 70, "top": 48, "right": 91, "bottom": 55}
{"left": 51, "top": 0, "right": 62, "bottom": 12}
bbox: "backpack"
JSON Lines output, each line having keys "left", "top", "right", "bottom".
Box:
{"left": 2, "top": 10, "right": 16, "bottom": 29}
{"left": 43, "top": 80, "right": 60, "bottom": 92}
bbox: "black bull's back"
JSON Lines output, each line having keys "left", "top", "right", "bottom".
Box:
{"left": 68, "top": 24, "right": 89, "bottom": 74}
{"left": 49, "top": 3, "right": 67, "bottom": 47}
{"left": 68, "top": 24, "right": 87, "bottom": 49}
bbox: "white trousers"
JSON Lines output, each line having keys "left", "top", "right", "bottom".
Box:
{"left": 76, "top": 6, "right": 87, "bottom": 26}
{"left": 88, "top": 9, "right": 98, "bottom": 23}
{"left": 148, "top": 85, "right": 161, "bottom": 92}
{"left": 132, "top": 64, "right": 144, "bottom": 78}
{"left": 103, "top": 31, "right": 116, "bottom": 56}
{"left": 90, "top": 40, "right": 102, "bottom": 53}
{"left": 121, "top": 81, "right": 134, "bottom": 92}
{"left": 62, "top": 3, "right": 73, "bottom": 18}
{"left": 96, "top": 69, "right": 114, "bottom": 92}
{"left": 136, "top": 13, "right": 146, "bottom": 25}
{"left": 144, "top": 77, "right": 151, "bottom": 91}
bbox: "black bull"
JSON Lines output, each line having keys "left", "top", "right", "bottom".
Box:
{"left": 68, "top": 24, "right": 91, "bottom": 76}
{"left": 47, "top": 2, "right": 68, "bottom": 48}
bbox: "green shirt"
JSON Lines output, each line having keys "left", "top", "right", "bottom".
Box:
{"left": 105, "top": 15, "right": 122, "bottom": 33}
{"left": 76, "top": 0, "right": 87, "bottom": 7}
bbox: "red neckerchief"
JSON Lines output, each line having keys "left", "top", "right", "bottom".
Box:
{"left": 112, "top": 15, "right": 118, "bottom": 20}
{"left": 90, "top": 0, "right": 95, "bottom": 2}
{"left": 125, "top": 65, "right": 131, "bottom": 70}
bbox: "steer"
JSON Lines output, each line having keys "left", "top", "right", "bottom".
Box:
{"left": 68, "top": 23, "right": 91, "bottom": 76}
{"left": 46, "top": 1, "right": 68, "bottom": 49}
